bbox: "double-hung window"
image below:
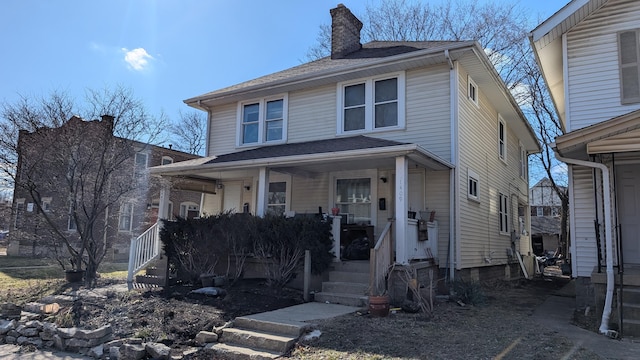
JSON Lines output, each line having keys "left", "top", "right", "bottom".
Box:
{"left": 118, "top": 202, "right": 134, "bottom": 232}
{"left": 238, "top": 95, "right": 287, "bottom": 146}
{"left": 338, "top": 72, "right": 405, "bottom": 134}
{"left": 619, "top": 29, "right": 640, "bottom": 104}
{"left": 498, "top": 116, "right": 507, "bottom": 163}
{"left": 499, "top": 193, "right": 509, "bottom": 234}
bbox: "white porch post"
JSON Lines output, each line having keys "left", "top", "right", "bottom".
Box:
{"left": 395, "top": 156, "right": 409, "bottom": 264}
{"left": 256, "top": 167, "right": 270, "bottom": 217}
{"left": 158, "top": 179, "right": 170, "bottom": 222}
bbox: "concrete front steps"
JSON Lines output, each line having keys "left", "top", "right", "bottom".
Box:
{"left": 209, "top": 315, "right": 310, "bottom": 359}
{"left": 133, "top": 258, "right": 171, "bottom": 288}
{"left": 314, "top": 260, "right": 370, "bottom": 307}
{"left": 621, "top": 286, "right": 640, "bottom": 337}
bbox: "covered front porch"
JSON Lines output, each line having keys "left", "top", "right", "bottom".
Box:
{"left": 150, "top": 136, "right": 453, "bottom": 268}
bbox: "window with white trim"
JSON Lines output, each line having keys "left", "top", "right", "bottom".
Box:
{"left": 337, "top": 72, "right": 405, "bottom": 134}
{"left": 498, "top": 116, "right": 507, "bottom": 163}
{"left": 619, "top": 29, "right": 640, "bottom": 104}
{"left": 118, "top": 202, "right": 134, "bottom": 232}
{"left": 267, "top": 182, "right": 287, "bottom": 216}
{"left": 519, "top": 143, "right": 527, "bottom": 179}
{"left": 41, "top": 197, "right": 52, "bottom": 212}
{"left": 467, "top": 168, "right": 479, "bottom": 201}
{"left": 335, "top": 178, "right": 372, "bottom": 224}
{"left": 134, "top": 152, "right": 148, "bottom": 180}
{"left": 468, "top": 76, "right": 479, "bottom": 107}
{"left": 238, "top": 95, "right": 287, "bottom": 146}
{"left": 180, "top": 202, "right": 200, "bottom": 219}
{"left": 161, "top": 156, "right": 173, "bottom": 165}
{"left": 536, "top": 207, "right": 543, "bottom": 217}
{"left": 499, "top": 193, "right": 509, "bottom": 234}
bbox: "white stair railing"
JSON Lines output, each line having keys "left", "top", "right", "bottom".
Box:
{"left": 127, "top": 222, "right": 161, "bottom": 288}
{"left": 369, "top": 219, "right": 394, "bottom": 296}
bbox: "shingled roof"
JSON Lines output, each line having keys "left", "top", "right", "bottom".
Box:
{"left": 204, "top": 135, "right": 407, "bottom": 164}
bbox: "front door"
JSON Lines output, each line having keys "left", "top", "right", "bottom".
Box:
{"left": 617, "top": 164, "right": 640, "bottom": 265}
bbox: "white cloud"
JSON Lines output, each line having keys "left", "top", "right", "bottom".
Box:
{"left": 122, "top": 47, "right": 154, "bottom": 71}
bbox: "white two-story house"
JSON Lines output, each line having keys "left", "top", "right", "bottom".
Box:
{"left": 152, "top": 5, "right": 539, "bottom": 292}
{"left": 531, "top": 0, "right": 640, "bottom": 336}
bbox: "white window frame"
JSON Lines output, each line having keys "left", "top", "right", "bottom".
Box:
{"left": 236, "top": 94, "right": 288, "bottom": 147}
{"left": 499, "top": 193, "right": 509, "bottom": 234}
{"left": 118, "top": 201, "right": 135, "bottom": 232}
{"left": 467, "top": 168, "right": 479, "bottom": 202}
{"left": 498, "top": 115, "right": 507, "bottom": 164}
{"left": 536, "top": 207, "right": 544, "bottom": 217}
{"left": 519, "top": 143, "right": 527, "bottom": 179}
{"left": 41, "top": 197, "right": 52, "bottom": 212}
{"left": 618, "top": 29, "right": 640, "bottom": 104}
{"left": 336, "top": 72, "right": 406, "bottom": 135}
{"left": 161, "top": 156, "right": 173, "bottom": 165}
{"left": 468, "top": 75, "right": 479, "bottom": 107}
{"left": 180, "top": 201, "right": 200, "bottom": 219}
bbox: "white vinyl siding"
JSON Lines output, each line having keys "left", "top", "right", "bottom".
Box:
{"left": 566, "top": 0, "right": 640, "bottom": 131}
{"left": 288, "top": 85, "right": 336, "bottom": 142}
{"left": 424, "top": 170, "right": 451, "bottom": 266}
{"left": 570, "top": 166, "right": 598, "bottom": 277}
{"left": 208, "top": 103, "right": 238, "bottom": 156}
{"left": 456, "top": 64, "right": 528, "bottom": 268}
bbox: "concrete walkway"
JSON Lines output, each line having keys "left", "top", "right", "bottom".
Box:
{"left": 533, "top": 282, "right": 640, "bottom": 359}
{"left": 240, "top": 302, "right": 361, "bottom": 326}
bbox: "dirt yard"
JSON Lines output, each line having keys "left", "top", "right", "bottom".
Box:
{"left": 5, "top": 275, "right": 605, "bottom": 359}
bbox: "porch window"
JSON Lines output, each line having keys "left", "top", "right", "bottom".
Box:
{"left": 336, "top": 178, "right": 371, "bottom": 224}
{"left": 238, "top": 95, "right": 288, "bottom": 146}
{"left": 118, "top": 202, "right": 134, "bottom": 232}
{"left": 499, "top": 193, "right": 508, "bottom": 234}
{"left": 619, "top": 30, "right": 640, "bottom": 104}
{"left": 267, "top": 182, "right": 287, "bottom": 216}
{"left": 498, "top": 116, "right": 507, "bottom": 163}
{"left": 338, "top": 72, "right": 405, "bottom": 134}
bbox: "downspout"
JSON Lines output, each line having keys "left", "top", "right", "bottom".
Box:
{"left": 446, "top": 49, "right": 457, "bottom": 282}
{"left": 554, "top": 151, "right": 614, "bottom": 336}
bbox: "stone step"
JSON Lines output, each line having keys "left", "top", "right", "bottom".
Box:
{"left": 206, "top": 342, "right": 280, "bottom": 360}
{"left": 233, "top": 317, "right": 307, "bottom": 337}
{"left": 322, "top": 281, "right": 369, "bottom": 295}
{"left": 145, "top": 267, "right": 166, "bottom": 276}
{"left": 314, "top": 291, "right": 368, "bottom": 307}
{"left": 622, "top": 318, "right": 640, "bottom": 337}
{"left": 622, "top": 287, "right": 640, "bottom": 303}
{"left": 622, "top": 303, "right": 640, "bottom": 320}
{"left": 328, "top": 270, "right": 369, "bottom": 284}
{"left": 220, "top": 328, "right": 296, "bottom": 354}
{"left": 330, "top": 260, "right": 370, "bottom": 273}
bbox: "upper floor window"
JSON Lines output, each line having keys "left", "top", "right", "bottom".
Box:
{"left": 237, "top": 95, "right": 288, "bottom": 146}
{"left": 519, "top": 143, "right": 526, "bottom": 179}
{"left": 41, "top": 197, "right": 52, "bottom": 212}
{"left": 161, "top": 156, "right": 173, "bottom": 165}
{"left": 498, "top": 115, "right": 507, "bottom": 163}
{"left": 619, "top": 29, "right": 640, "bottom": 104}
{"left": 536, "top": 206, "right": 543, "bottom": 217}
{"left": 468, "top": 76, "right": 479, "bottom": 107}
{"left": 134, "top": 152, "right": 148, "bottom": 180}
{"left": 337, "top": 72, "right": 405, "bottom": 134}
{"left": 118, "top": 202, "right": 134, "bottom": 232}
{"left": 467, "top": 168, "right": 479, "bottom": 201}
{"left": 14, "top": 198, "right": 25, "bottom": 229}
{"left": 499, "top": 193, "right": 509, "bottom": 234}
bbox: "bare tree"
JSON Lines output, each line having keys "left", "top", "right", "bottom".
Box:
{"left": 0, "top": 85, "right": 165, "bottom": 286}
{"left": 169, "top": 109, "right": 206, "bottom": 156}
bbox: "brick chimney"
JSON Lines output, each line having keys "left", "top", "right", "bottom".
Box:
{"left": 101, "top": 114, "right": 115, "bottom": 132}
{"left": 330, "top": 4, "right": 363, "bottom": 59}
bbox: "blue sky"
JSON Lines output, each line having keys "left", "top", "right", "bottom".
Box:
{"left": 0, "top": 0, "right": 565, "bottom": 130}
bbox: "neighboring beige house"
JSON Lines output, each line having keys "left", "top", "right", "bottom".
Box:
{"left": 531, "top": 0, "right": 640, "bottom": 336}
{"left": 148, "top": 5, "right": 539, "bottom": 295}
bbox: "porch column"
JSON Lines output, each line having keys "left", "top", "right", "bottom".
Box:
{"left": 158, "top": 178, "right": 171, "bottom": 222}
{"left": 256, "top": 167, "right": 270, "bottom": 217}
{"left": 395, "top": 156, "right": 409, "bottom": 264}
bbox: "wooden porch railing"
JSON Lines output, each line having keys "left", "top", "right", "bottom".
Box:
{"left": 369, "top": 219, "right": 394, "bottom": 296}
{"left": 127, "top": 222, "right": 161, "bottom": 288}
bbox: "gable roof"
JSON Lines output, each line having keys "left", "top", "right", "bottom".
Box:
{"left": 529, "top": 0, "right": 609, "bottom": 128}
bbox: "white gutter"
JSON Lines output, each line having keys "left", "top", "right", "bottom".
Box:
{"left": 554, "top": 151, "right": 614, "bottom": 336}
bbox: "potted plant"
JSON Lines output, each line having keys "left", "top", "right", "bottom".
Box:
{"left": 369, "top": 269, "right": 391, "bottom": 317}
{"left": 61, "top": 256, "right": 85, "bottom": 283}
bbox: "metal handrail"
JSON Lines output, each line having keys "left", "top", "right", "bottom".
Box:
{"left": 369, "top": 219, "right": 394, "bottom": 296}
{"left": 127, "top": 222, "right": 160, "bottom": 287}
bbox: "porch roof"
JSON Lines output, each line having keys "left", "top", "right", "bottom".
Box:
{"left": 150, "top": 135, "right": 453, "bottom": 178}
{"left": 554, "top": 109, "right": 640, "bottom": 160}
